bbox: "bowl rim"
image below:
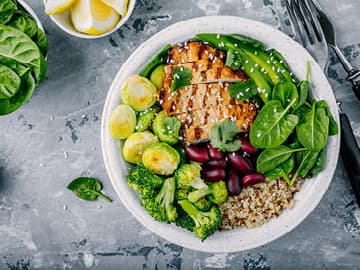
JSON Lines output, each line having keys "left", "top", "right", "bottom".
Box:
{"left": 44, "top": 0, "right": 136, "bottom": 39}
{"left": 101, "top": 15, "right": 340, "bottom": 253}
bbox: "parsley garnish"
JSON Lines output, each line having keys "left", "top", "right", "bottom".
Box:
{"left": 210, "top": 120, "right": 241, "bottom": 152}
{"left": 170, "top": 67, "right": 192, "bottom": 91}
{"left": 229, "top": 79, "right": 258, "bottom": 101}
{"left": 163, "top": 117, "right": 181, "bottom": 138}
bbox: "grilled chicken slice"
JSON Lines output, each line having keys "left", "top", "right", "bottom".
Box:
{"left": 163, "top": 66, "right": 247, "bottom": 90}
{"left": 168, "top": 41, "right": 225, "bottom": 64}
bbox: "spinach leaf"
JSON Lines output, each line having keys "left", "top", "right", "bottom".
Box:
{"left": 256, "top": 145, "right": 305, "bottom": 173}
{"left": 0, "top": 71, "right": 35, "bottom": 115}
{"left": 294, "top": 62, "right": 310, "bottom": 111}
{"left": 8, "top": 10, "right": 38, "bottom": 38}
{"left": 34, "top": 28, "right": 48, "bottom": 57}
{"left": 316, "top": 100, "right": 338, "bottom": 136}
{"left": 140, "top": 44, "right": 172, "bottom": 78}
{"left": 229, "top": 79, "right": 258, "bottom": 101}
{"left": 290, "top": 150, "right": 320, "bottom": 184}
{"left": 307, "top": 149, "right": 325, "bottom": 177}
{"left": 170, "top": 67, "right": 192, "bottom": 92}
{"left": 0, "top": 0, "right": 17, "bottom": 24}
{"left": 67, "top": 177, "right": 112, "bottom": 202}
{"left": 0, "top": 63, "right": 21, "bottom": 99}
{"left": 163, "top": 117, "right": 181, "bottom": 138}
{"left": 281, "top": 156, "right": 295, "bottom": 175}
{"left": 5, "top": 62, "right": 30, "bottom": 77}
{"left": 0, "top": 24, "right": 47, "bottom": 84}
{"left": 265, "top": 156, "right": 295, "bottom": 185}
{"left": 296, "top": 102, "right": 329, "bottom": 151}
{"left": 210, "top": 120, "right": 241, "bottom": 152}
{"left": 272, "top": 80, "right": 299, "bottom": 108}
{"left": 250, "top": 100, "right": 299, "bottom": 148}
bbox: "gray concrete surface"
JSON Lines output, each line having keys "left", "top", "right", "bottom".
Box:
{"left": 1, "top": 0, "right": 360, "bottom": 269}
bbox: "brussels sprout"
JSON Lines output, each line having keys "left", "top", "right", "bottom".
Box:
{"left": 142, "top": 142, "right": 180, "bottom": 175}
{"left": 122, "top": 131, "right": 158, "bottom": 164}
{"left": 136, "top": 106, "right": 160, "bottom": 132}
{"left": 109, "top": 104, "right": 136, "bottom": 139}
{"left": 150, "top": 65, "right": 166, "bottom": 90}
{"left": 121, "top": 74, "right": 157, "bottom": 111}
{"left": 152, "top": 110, "right": 181, "bottom": 145}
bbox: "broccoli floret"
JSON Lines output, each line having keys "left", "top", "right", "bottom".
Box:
{"left": 175, "top": 163, "right": 208, "bottom": 190}
{"left": 188, "top": 181, "right": 228, "bottom": 205}
{"left": 127, "top": 164, "right": 164, "bottom": 198}
{"left": 178, "top": 200, "right": 221, "bottom": 240}
{"left": 193, "top": 197, "right": 212, "bottom": 211}
{"left": 175, "top": 204, "right": 195, "bottom": 231}
{"left": 175, "top": 189, "right": 189, "bottom": 201}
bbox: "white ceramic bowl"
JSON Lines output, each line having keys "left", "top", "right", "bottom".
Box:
{"left": 45, "top": 0, "right": 136, "bottom": 39}
{"left": 101, "top": 16, "right": 340, "bottom": 253}
{"left": 18, "top": 0, "right": 45, "bottom": 32}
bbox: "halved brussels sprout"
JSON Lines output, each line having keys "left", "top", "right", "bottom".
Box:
{"left": 122, "top": 131, "right": 158, "bottom": 164}
{"left": 109, "top": 104, "right": 136, "bottom": 139}
{"left": 152, "top": 110, "right": 181, "bottom": 145}
{"left": 150, "top": 65, "right": 166, "bottom": 90}
{"left": 142, "top": 142, "right": 180, "bottom": 175}
{"left": 136, "top": 106, "right": 160, "bottom": 132}
{"left": 121, "top": 74, "right": 157, "bottom": 112}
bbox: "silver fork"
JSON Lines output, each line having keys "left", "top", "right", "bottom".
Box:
{"left": 285, "top": 0, "right": 360, "bottom": 207}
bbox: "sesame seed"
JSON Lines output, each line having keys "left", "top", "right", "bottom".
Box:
{"left": 216, "top": 34, "right": 220, "bottom": 39}
{"left": 250, "top": 68, "right": 254, "bottom": 73}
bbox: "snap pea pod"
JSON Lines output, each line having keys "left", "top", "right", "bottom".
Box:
{"left": 140, "top": 44, "right": 172, "bottom": 78}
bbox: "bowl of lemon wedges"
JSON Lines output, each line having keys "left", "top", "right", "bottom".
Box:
{"left": 44, "top": 0, "right": 136, "bottom": 38}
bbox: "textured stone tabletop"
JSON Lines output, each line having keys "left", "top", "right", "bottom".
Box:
{"left": 1, "top": 0, "right": 360, "bottom": 269}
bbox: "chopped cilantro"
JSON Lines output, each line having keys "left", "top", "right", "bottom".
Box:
{"left": 210, "top": 120, "right": 241, "bottom": 152}
{"left": 170, "top": 67, "right": 192, "bottom": 91}
{"left": 229, "top": 79, "right": 258, "bottom": 101}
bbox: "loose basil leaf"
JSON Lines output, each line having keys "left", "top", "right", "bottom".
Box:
{"left": 296, "top": 102, "right": 329, "bottom": 151}
{"left": 170, "top": 67, "right": 192, "bottom": 92}
{"left": 316, "top": 100, "right": 338, "bottom": 136}
{"left": 250, "top": 100, "right": 299, "bottom": 149}
{"left": 256, "top": 146, "right": 305, "bottom": 173}
{"left": 67, "top": 177, "right": 112, "bottom": 202}
{"left": 229, "top": 79, "right": 258, "bottom": 101}
{"left": 0, "top": 63, "right": 21, "bottom": 99}
{"left": 163, "top": 116, "right": 181, "bottom": 138}
{"left": 272, "top": 80, "right": 299, "bottom": 108}
{"left": 307, "top": 149, "right": 325, "bottom": 177}
{"left": 210, "top": 120, "right": 241, "bottom": 152}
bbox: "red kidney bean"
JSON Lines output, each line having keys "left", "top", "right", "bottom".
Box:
{"left": 243, "top": 132, "right": 250, "bottom": 139}
{"left": 227, "top": 152, "right": 253, "bottom": 173}
{"left": 206, "top": 144, "right": 224, "bottom": 160}
{"left": 241, "top": 173, "right": 265, "bottom": 187}
{"left": 238, "top": 137, "right": 259, "bottom": 155}
{"left": 185, "top": 145, "right": 210, "bottom": 163}
{"left": 226, "top": 169, "right": 242, "bottom": 196}
{"left": 206, "top": 159, "right": 227, "bottom": 168}
{"left": 201, "top": 167, "right": 226, "bottom": 182}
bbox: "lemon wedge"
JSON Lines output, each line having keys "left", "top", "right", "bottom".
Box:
{"left": 71, "top": 0, "right": 120, "bottom": 35}
{"left": 45, "top": 0, "right": 76, "bottom": 15}
{"left": 101, "top": 0, "right": 129, "bottom": 16}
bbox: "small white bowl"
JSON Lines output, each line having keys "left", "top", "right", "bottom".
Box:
{"left": 45, "top": 0, "right": 136, "bottom": 39}
{"left": 18, "top": 0, "right": 45, "bottom": 32}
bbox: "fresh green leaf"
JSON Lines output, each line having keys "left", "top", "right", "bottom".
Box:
{"left": 272, "top": 80, "right": 299, "bottom": 108}
{"left": 0, "top": 24, "right": 47, "bottom": 84}
{"left": 6, "top": 62, "right": 30, "bottom": 77}
{"left": 67, "top": 177, "right": 112, "bottom": 202}
{"left": 228, "top": 34, "right": 266, "bottom": 50}
{"left": 0, "top": 63, "right": 21, "bottom": 99}
{"left": 250, "top": 100, "right": 299, "bottom": 148}
{"left": 294, "top": 62, "right": 310, "bottom": 111}
{"left": 140, "top": 44, "right": 172, "bottom": 78}
{"left": 0, "top": 0, "right": 17, "bottom": 24}
{"left": 307, "top": 149, "right": 325, "bottom": 177}
{"left": 210, "top": 120, "right": 241, "bottom": 152}
{"left": 8, "top": 10, "right": 38, "bottom": 38}
{"left": 290, "top": 150, "right": 320, "bottom": 184}
{"left": 34, "top": 27, "right": 48, "bottom": 57}
{"left": 163, "top": 116, "right": 181, "bottom": 139}
{"left": 316, "top": 100, "right": 338, "bottom": 136}
{"left": 229, "top": 79, "right": 258, "bottom": 101}
{"left": 296, "top": 102, "right": 329, "bottom": 151}
{"left": 225, "top": 50, "right": 241, "bottom": 70}
{"left": 281, "top": 156, "right": 295, "bottom": 175}
{"left": 170, "top": 67, "right": 192, "bottom": 92}
{"left": 256, "top": 146, "right": 305, "bottom": 173}
{"left": 0, "top": 71, "right": 35, "bottom": 115}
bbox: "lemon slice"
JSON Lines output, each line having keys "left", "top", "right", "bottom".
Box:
{"left": 101, "top": 0, "right": 129, "bottom": 16}
{"left": 71, "top": 0, "right": 120, "bottom": 35}
{"left": 45, "top": 0, "right": 76, "bottom": 15}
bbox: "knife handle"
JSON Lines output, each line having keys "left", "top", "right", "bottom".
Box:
{"left": 340, "top": 113, "right": 360, "bottom": 206}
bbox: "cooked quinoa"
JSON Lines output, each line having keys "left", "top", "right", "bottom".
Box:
{"left": 220, "top": 178, "right": 303, "bottom": 230}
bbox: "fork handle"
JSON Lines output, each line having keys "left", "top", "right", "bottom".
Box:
{"left": 340, "top": 113, "right": 360, "bottom": 207}
{"left": 347, "top": 69, "right": 360, "bottom": 101}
